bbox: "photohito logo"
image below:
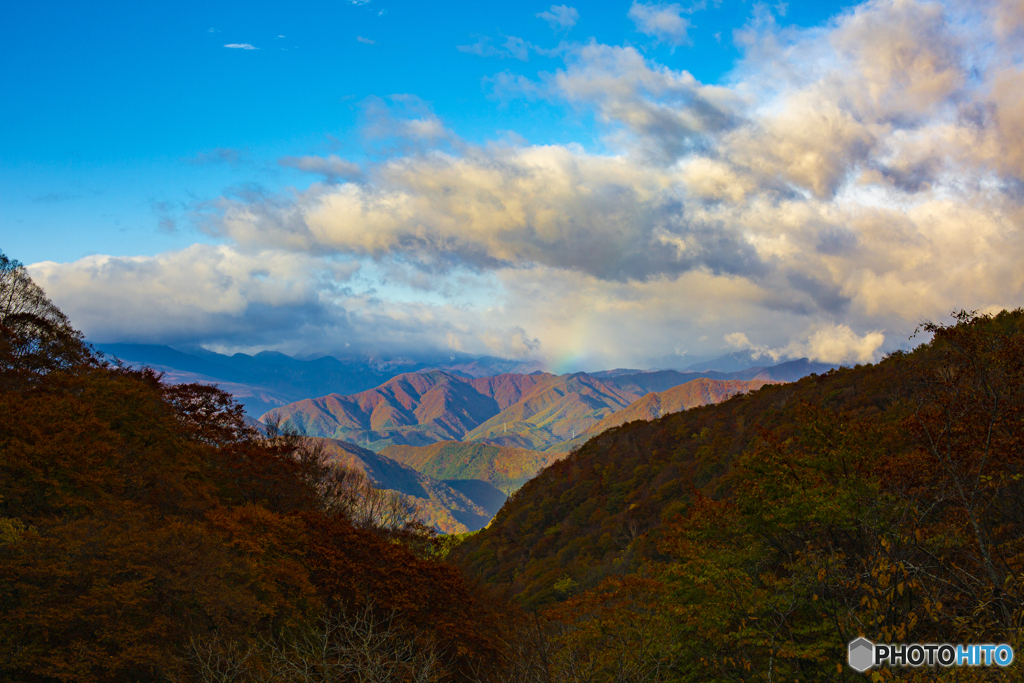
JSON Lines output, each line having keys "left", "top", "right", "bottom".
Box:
{"left": 848, "top": 638, "right": 1014, "bottom": 671}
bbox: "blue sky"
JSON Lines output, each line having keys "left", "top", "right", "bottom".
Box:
{"left": 3, "top": 0, "right": 1023, "bottom": 370}
{"left": 2, "top": 0, "right": 854, "bottom": 263}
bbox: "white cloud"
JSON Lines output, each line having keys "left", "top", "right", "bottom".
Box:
{"left": 723, "top": 332, "right": 782, "bottom": 362}
{"left": 547, "top": 43, "right": 742, "bottom": 161}
{"left": 356, "top": 36, "right": 376, "bottom": 45}
{"left": 224, "top": 43, "right": 258, "bottom": 50}
{"left": 537, "top": 5, "right": 580, "bottom": 31}
{"left": 724, "top": 332, "right": 752, "bottom": 349}
{"left": 786, "top": 324, "right": 885, "bottom": 364}
{"left": 183, "top": 0, "right": 1024, "bottom": 362}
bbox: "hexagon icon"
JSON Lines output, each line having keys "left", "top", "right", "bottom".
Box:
{"left": 848, "top": 638, "right": 875, "bottom": 672}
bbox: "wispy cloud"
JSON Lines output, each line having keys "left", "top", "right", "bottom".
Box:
{"left": 278, "top": 155, "right": 363, "bottom": 182}
{"left": 457, "top": 35, "right": 548, "bottom": 61}
{"left": 356, "top": 36, "right": 376, "bottom": 44}
{"left": 458, "top": 36, "right": 500, "bottom": 57}
{"left": 628, "top": 2, "right": 695, "bottom": 48}
{"left": 359, "top": 95, "right": 457, "bottom": 152}
{"left": 30, "top": 192, "right": 78, "bottom": 204}
{"left": 224, "top": 43, "right": 258, "bottom": 50}
{"left": 184, "top": 148, "right": 247, "bottom": 167}
{"left": 536, "top": 5, "right": 579, "bottom": 31}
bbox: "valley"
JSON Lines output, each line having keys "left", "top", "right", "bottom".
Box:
{"left": 96, "top": 343, "right": 835, "bottom": 533}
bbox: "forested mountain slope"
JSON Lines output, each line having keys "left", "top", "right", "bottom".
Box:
{"left": 546, "top": 377, "right": 777, "bottom": 454}
{"left": 455, "top": 312, "right": 1021, "bottom": 605}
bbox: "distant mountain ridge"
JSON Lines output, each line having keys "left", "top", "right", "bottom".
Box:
{"left": 93, "top": 343, "right": 546, "bottom": 417}
{"left": 262, "top": 364, "right": 827, "bottom": 453}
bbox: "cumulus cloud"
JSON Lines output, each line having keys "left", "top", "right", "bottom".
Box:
{"left": 548, "top": 43, "right": 742, "bottom": 161}
{"left": 537, "top": 5, "right": 579, "bottom": 31}
{"left": 723, "top": 331, "right": 782, "bottom": 362}
{"left": 34, "top": 0, "right": 1024, "bottom": 367}
{"left": 786, "top": 324, "right": 886, "bottom": 364}
{"left": 196, "top": 0, "right": 1024, "bottom": 360}
{"left": 725, "top": 324, "right": 885, "bottom": 364}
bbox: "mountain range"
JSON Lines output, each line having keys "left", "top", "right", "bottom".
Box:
{"left": 261, "top": 369, "right": 817, "bottom": 530}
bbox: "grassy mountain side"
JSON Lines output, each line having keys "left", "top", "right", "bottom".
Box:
{"left": 380, "top": 441, "right": 564, "bottom": 495}
{"left": 266, "top": 371, "right": 645, "bottom": 452}
{"left": 454, "top": 361, "right": 898, "bottom": 607}
{"left": 466, "top": 372, "right": 557, "bottom": 409}
{"left": 464, "top": 374, "right": 638, "bottom": 449}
